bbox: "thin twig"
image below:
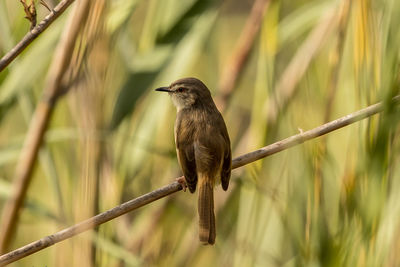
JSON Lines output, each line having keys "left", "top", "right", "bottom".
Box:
{"left": 0, "top": 0, "right": 90, "bottom": 254}
{"left": 233, "top": 95, "right": 400, "bottom": 168}
{"left": 1, "top": 95, "right": 399, "bottom": 266}
{"left": 0, "top": 0, "right": 75, "bottom": 72}
{"left": 20, "top": 0, "right": 37, "bottom": 30}
{"left": 215, "top": 0, "right": 270, "bottom": 112}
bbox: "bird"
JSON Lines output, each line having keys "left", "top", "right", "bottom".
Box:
{"left": 155, "top": 77, "right": 231, "bottom": 245}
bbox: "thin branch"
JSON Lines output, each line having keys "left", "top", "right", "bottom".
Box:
{"left": 233, "top": 95, "right": 400, "bottom": 168}
{"left": 0, "top": 0, "right": 90, "bottom": 253}
{"left": 0, "top": 95, "right": 399, "bottom": 266}
{"left": 0, "top": 0, "right": 75, "bottom": 72}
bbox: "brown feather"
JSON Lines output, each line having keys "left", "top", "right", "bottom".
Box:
{"left": 198, "top": 177, "right": 215, "bottom": 245}
{"left": 158, "top": 77, "right": 232, "bottom": 245}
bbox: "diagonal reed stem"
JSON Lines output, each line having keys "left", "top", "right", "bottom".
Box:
{"left": 0, "top": 0, "right": 90, "bottom": 254}
{"left": 215, "top": 0, "right": 270, "bottom": 112}
{"left": 0, "top": 95, "right": 399, "bottom": 266}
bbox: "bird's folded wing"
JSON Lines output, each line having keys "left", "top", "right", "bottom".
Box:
{"left": 177, "top": 144, "right": 198, "bottom": 193}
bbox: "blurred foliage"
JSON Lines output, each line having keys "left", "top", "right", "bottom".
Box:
{"left": 1, "top": 0, "right": 400, "bottom": 266}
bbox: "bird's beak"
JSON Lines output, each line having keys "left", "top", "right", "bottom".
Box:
{"left": 155, "top": 87, "right": 171, "bottom": 92}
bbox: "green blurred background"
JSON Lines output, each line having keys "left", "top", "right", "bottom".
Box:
{"left": 1, "top": 0, "right": 400, "bottom": 266}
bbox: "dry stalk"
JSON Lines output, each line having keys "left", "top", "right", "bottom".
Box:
{"left": 215, "top": 0, "right": 270, "bottom": 112}
{"left": 0, "top": 95, "right": 398, "bottom": 266}
{"left": 0, "top": 0, "right": 90, "bottom": 254}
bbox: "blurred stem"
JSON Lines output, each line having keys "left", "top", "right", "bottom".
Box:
{"left": 324, "top": 0, "right": 351, "bottom": 123}
{"left": 126, "top": 199, "right": 170, "bottom": 254}
{"left": 0, "top": 0, "right": 90, "bottom": 253}
{"left": 266, "top": 6, "right": 338, "bottom": 125}
{"left": 234, "top": 5, "right": 338, "bottom": 159}
{"left": 138, "top": 0, "right": 159, "bottom": 52}
{"left": 1, "top": 95, "right": 399, "bottom": 265}
{"left": 312, "top": 0, "right": 351, "bottom": 231}
{"left": 67, "top": 0, "right": 109, "bottom": 265}
{"left": 18, "top": 92, "right": 66, "bottom": 221}
{"left": 215, "top": 0, "right": 270, "bottom": 112}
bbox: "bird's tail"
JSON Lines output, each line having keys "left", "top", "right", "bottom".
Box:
{"left": 198, "top": 178, "right": 215, "bottom": 245}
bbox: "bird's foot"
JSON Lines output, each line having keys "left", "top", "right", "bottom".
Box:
{"left": 176, "top": 176, "right": 187, "bottom": 192}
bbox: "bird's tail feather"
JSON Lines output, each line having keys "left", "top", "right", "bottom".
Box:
{"left": 198, "top": 178, "right": 215, "bottom": 245}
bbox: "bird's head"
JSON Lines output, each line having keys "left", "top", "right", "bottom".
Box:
{"left": 155, "top": 77, "right": 212, "bottom": 111}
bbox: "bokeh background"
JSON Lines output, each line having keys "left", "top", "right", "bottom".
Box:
{"left": 1, "top": 0, "right": 400, "bottom": 266}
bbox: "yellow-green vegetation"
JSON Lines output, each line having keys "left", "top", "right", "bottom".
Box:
{"left": 0, "top": 0, "right": 400, "bottom": 266}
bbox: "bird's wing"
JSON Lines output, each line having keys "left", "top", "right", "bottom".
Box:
{"left": 196, "top": 112, "right": 231, "bottom": 191}
{"left": 220, "top": 128, "right": 231, "bottom": 191}
{"left": 176, "top": 143, "right": 197, "bottom": 193}
{"left": 221, "top": 144, "right": 231, "bottom": 191}
{"left": 175, "top": 112, "right": 198, "bottom": 193}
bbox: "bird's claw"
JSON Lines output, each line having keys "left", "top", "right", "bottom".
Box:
{"left": 176, "top": 176, "right": 188, "bottom": 192}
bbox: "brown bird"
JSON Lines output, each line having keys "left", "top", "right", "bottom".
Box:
{"left": 155, "top": 77, "right": 231, "bottom": 245}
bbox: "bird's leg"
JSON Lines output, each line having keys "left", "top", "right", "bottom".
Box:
{"left": 176, "top": 176, "right": 188, "bottom": 192}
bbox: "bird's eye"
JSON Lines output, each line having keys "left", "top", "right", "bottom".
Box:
{"left": 177, "top": 88, "right": 185, "bottom": 93}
